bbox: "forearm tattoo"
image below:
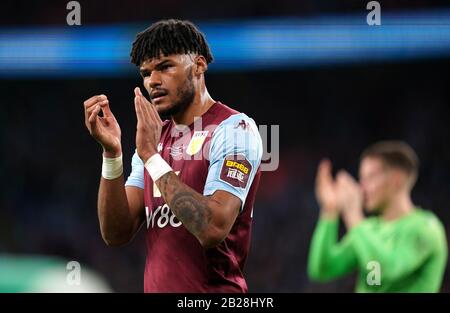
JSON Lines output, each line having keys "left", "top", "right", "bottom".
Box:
{"left": 156, "top": 172, "right": 212, "bottom": 237}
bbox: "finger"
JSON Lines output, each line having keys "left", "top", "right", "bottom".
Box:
{"left": 139, "top": 92, "right": 160, "bottom": 123}
{"left": 135, "top": 87, "right": 150, "bottom": 107}
{"left": 85, "top": 102, "right": 103, "bottom": 120}
{"left": 84, "top": 94, "right": 107, "bottom": 109}
{"left": 135, "top": 95, "right": 150, "bottom": 130}
{"left": 319, "top": 159, "right": 331, "bottom": 176}
{"left": 148, "top": 98, "right": 163, "bottom": 124}
{"left": 316, "top": 160, "right": 326, "bottom": 182}
{"left": 137, "top": 93, "right": 154, "bottom": 123}
{"left": 337, "top": 171, "right": 358, "bottom": 194}
{"left": 135, "top": 87, "right": 151, "bottom": 108}
{"left": 134, "top": 87, "right": 141, "bottom": 98}
{"left": 337, "top": 170, "right": 349, "bottom": 177}
{"left": 137, "top": 86, "right": 158, "bottom": 111}
{"left": 88, "top": 105, "right": 101, "bottom": 124}
{"left": 99, "top": 99, "right": 113, "bottom": 117}
{"left": 134, "top": 88, "right": 146, "bottom": 108}
{"left": 134, "top": 95, "right": 143, "bottom": 124}
{"left": 140, "top": 91, "right": 153, "bottom": 107}
{"left": 317, "top": 159, "right": 332, "bottom": 183}
{"left": 84, "top": 96, "right": 107, "bottom": 123}
{"left": 137, "top": 87, "right": 149, "bottom": 101}
{"left": 340, "top": 171, "right": 355, "bottom": 184}
{"left": 336, "top": 170, "right": 348, "bottom": 186}
{"left": 144, "top": 95, "right": 159, "bottom": 122}
{"left": 135, "top": 87, "right": 153, "bottom": 107}
{"left": 345, "top": 173, "right": 360, "bottom": 189}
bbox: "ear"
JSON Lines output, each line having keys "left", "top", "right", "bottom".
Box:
{"left": 194, "top": 55, "right": 208, "bottom": 76}
{"left": 391, "top": 169, "right": 407, "bottom": 190}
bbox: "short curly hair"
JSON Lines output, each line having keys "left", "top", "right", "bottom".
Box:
{"left": 130, "top": 19, "right": 214, "bottom": 66}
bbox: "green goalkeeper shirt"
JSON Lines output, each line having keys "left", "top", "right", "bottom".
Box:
{"left": 307, "top": 208, "right": 448, "bottom": 292}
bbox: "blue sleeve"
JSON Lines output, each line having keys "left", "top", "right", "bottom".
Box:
{"left": 203, "top": 113, "right": 263, "bottom": 211}
{"left": 124, "top": 150, "right": 144, "bottom": 189}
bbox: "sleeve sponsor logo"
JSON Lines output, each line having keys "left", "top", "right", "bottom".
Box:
{"left": 220, "top": 155, "right": 252, "bottom": 188}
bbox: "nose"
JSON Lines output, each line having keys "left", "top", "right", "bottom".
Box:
{"left": 148, "top": 71, "right": 162, "bottom": 89}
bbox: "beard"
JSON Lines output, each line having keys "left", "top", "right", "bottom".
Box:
{"left": 158, "top": 68, "right": 195, "bottom": 119}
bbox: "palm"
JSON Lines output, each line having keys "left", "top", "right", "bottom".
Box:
{"left": 134, "top": 87, "right": 162, "bottom": 161}
{"left": 93, "top": 115, "right": 121, "bottom": 151}
{"left": 336, "top": 171, "right": 364, "bottom": 228}
{"left": 336, "top": 172, "right": 362, "bottom": 213}
{"left": 316, "top": 160, "right": 338, "bottom": 212}
{"left": 317, "top": 181, "right": 337, "bottom": 209}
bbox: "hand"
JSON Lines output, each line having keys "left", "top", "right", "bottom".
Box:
{"left": 336, "top": 170, "right": 364, "bottom": 229}
{"left": 84, "top": 94, "right": 122, "bottom": 157}
{"left": 134, "top": 87, "right": 162, "bottom": 162}
{"left": 315, "top": 159, "right": 339, "bottom": 219}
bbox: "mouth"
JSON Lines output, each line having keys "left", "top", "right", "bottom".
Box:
{"left": 151, "top": 91, "right": 168, "bottom": 104}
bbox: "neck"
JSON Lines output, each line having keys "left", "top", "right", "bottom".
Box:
{"left": 382, "top": 191, "right": 415, "bottom": 221}
{"left": 172, "top": 84, "right": 215, "bottom": 126}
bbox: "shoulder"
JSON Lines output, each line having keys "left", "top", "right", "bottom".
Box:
{"left": 209, "top": 101, "right": 258, "bottom": 128}
{"left": 206, "top": 102, "right": 262, "bottom": 157}
{"left": 211, "top": 102, "right": 259, "bottom": 135}
{"left": 210, "top": 112, "right": 262, "bottom": 154}
{"left": 216, "top": 112, "right": 258, "bottom": 132}
{"left": 413, "top": 209, "right": 445, "bottom": 234}
{"left": 398, "top": 209, "right": 446, "bottom": 248}
{"left": 213, "top": 101, "right": 240, "bottom": 117}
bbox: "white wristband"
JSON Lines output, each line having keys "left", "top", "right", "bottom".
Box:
{"left": 101, "top": 154, "right": 123, "bottom": 180}
{"left": 144, "top": 153, "right": 173, "bottom": 182}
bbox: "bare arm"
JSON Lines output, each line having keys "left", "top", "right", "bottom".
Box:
{"left": 84, "top": 94, "right": 144, "bottom": 246}
{"left": 308, "top": 159, "right": 358, "bottom": 281}
{"left": 156, "top": 172, "right": 241, "bottom": 248}
{"left": 98, "top": 176, "right": 145, "bottom": 246}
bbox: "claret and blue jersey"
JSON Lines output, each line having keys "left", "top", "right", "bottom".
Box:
{"left": 125, "top": 101, "right": 263, "bottom": 292}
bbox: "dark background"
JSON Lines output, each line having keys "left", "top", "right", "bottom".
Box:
{"left": 0, "top": 0, "right": 449, "bottom": 292}
{"left": 1, "top": 0, "right": 450, "bottom": 26}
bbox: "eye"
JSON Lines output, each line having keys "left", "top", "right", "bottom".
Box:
{"left": 160, "top": 64, "right": 171, "bottom": 71}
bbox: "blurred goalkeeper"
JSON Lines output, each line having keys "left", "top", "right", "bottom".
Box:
{"left": 308, "top": 141, "right": 447, "bottom": 292}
